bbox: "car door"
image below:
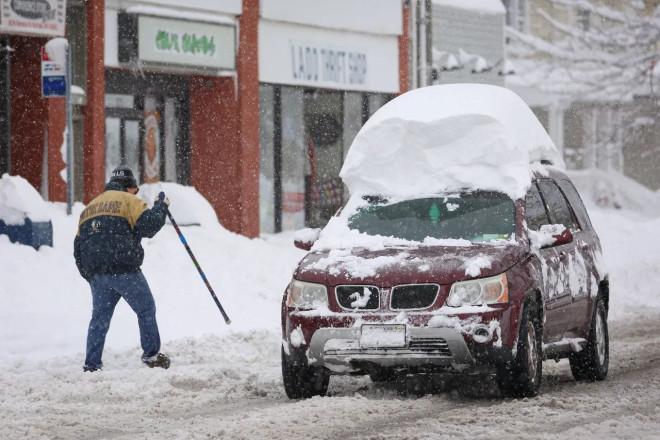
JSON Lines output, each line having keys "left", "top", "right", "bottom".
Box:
{"left": 556, "top": 178, "right": 602, "bottom": 329}
{"left": 525, "top": 182, "right": 567, "bottom": 342}
{"left": 537, "top": 179, "right": 586, "bottom": 336}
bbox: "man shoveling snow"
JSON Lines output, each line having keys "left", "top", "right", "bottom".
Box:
{"left": 74, "top": 166, "right": 171, "bottom": 372}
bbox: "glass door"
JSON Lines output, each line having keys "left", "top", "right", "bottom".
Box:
{"left": 104, "top": 117, "right": 142, "bottom": 183}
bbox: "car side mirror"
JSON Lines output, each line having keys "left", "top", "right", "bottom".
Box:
{"left": 538, "top": 224, "right": 573, "bottom": 248}
{"left": 293, "top": 228, "right": 321, "bottom": 251}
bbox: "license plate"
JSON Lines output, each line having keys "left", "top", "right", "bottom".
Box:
{"left": 360, "top": 324, "right": 406, "bottom": 349}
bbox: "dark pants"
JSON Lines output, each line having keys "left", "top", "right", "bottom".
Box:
{"left": 85, "top": 272, "right": 161, "bottom": 368}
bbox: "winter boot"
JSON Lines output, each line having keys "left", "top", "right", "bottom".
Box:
{"left": 83, "top": 364, "right": 102, "bottom": 372}
{"left": 142, "top": 353, "right": 170, "bottom": 369}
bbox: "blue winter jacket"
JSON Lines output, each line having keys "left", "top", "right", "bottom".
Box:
{"left": 74, "top": 182, "right": 168, "bottom": 280}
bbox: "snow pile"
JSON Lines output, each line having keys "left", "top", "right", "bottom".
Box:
{"left": 566, "top": 169, "right": 660, "bottom": 217}
{"left": 340, "top": 84, "right": 564, "bottom": 200}
{"left": 137, "top": 182, "right": 219, "bottom": 226}
{"left": 0, "top": 174, "right": 51, "bottom": 224}
{"left": 0, "top": 182, "right": 305, "bottom": 367}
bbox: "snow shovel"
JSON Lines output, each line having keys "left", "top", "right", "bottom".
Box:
{"left": 159, "top": 192, "right": 231, "bottom": 325}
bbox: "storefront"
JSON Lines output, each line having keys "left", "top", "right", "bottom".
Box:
{"left": 0, "top": 0, "right": 102, "bottom": 203}
{"left": 104, "top": 6, "right": 237, "bottom": 186}
{"left": 258, "top": 0, "right": 405, "bottom": 233}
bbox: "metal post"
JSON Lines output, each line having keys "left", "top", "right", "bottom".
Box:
{"left": 65, "top": 42, "right": 74, "bottom": 215}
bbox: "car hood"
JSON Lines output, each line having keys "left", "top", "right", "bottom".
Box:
{"left": 295, "top": 243, "right": 527, "bottom": 286}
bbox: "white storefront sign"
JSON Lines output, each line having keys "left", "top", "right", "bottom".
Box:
{"left": 259, "top": 21, "right": 399, "bottom": 93}
{"left": 138, "top": 15, "right": 236, "bottom": 70}
{"left": 0, "top": 0, "right": 66, "bottom": 36}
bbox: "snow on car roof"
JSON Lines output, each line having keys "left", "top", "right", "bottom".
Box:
{"left": 340, "top": 84, "right": 564, "bottom": 200}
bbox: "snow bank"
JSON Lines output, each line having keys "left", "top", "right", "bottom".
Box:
{"left": 340, "top": 84, "right": 564, "bottom": 200}
{"left": 0, "top": 174, "right": 51, "bottom": 223}
{"left": 566, "top": 169, "right": 660, "bottom": 218}
{"left": 137, "top": 182, "right": 219, "bottom": 226}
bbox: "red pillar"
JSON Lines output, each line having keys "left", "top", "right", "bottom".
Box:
{"left": 46, "top": 97, "right": 67, "bottom": 201}
{"left": 236, "top": 0, "right": 261, "bottom": 238}
{"left": 190, "top": 76, "right": 241, "bottom": 232}
{"left": 398, "top": 3, "right": 411, "bottom": 95}
{"left": 83, "top": 0, "right": 106, "bottom": 202}
{"left": 189, "top": 0, "right": 260, "bottom": 238}
{"left": 10, "top": 36, "right": 47, "bottom": 190}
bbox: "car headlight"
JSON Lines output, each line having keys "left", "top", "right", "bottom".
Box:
{"left": 446, "top": 274, "right": 508, "bottom": 307}
{"left": 286, "top": 280, "right": 328, "bottom": 309}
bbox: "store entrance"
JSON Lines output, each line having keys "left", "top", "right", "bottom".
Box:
{"left": 105, "top": 71, "right": 190, "bottom": 186}
{"left": 105, "top": 113, "right": 141, "bottom": 183}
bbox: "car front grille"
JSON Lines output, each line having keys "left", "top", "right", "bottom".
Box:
{"left": 336, "top": 285, "right": 380, "bottom": 310}
{"left": 390, "top": 284, "right": 439, "bottom": 310}
{"left": 408, "top": 337, "right": 451, "bottom": 356}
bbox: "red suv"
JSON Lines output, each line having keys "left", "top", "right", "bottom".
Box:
{"left": 281, "top": 167, "right": 608, "bottom": 398}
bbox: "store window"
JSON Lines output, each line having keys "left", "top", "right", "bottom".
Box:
{"left": 259, "top": 85, "right": 391, "bottom": 233}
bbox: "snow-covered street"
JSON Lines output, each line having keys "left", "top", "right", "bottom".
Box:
{"left": 2, "top": 311, "right": 660, "bottom": 439}
{"left": 1, "top": 183, "right": 660, "bottom": 439}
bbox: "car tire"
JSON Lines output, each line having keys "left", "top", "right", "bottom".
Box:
{"left": 281, "top": 347, "right": 330, "bottom": 399}
{"left": 569, "top": 298, "right": 609, "bottom": 381}
{"left": 497, "top": 303, "right": 543, "bottom": 398}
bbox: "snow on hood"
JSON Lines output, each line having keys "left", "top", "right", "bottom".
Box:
{"left": 340, "top": 84, "right": 564, "bottom": 200}
{"left": 298, "top": 242, "right": 525, "bottom": 286}
{"left": 0, "top": 174, "right": 51, "bottom": 224}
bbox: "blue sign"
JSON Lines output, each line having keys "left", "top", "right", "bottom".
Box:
{"left": 42, "top": 75, "right": 66, "bottom": 97}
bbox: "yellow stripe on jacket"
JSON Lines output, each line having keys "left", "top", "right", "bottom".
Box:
{"left": 78, "top": 190, "right": 148, "bottom": 233}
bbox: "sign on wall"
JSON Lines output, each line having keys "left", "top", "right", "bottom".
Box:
{"left": 0, "top": 0, "right": 67, "bottom": 37}
{"left": 290, "top": 42, "right": 368, "bottom": 87}
{"left": 41, "top": 46, "right": 66, "bottom": 97}
{"left": 138, "top": 15, "right": 236, "bottom": 70}
{"left": 259, "top": 21, "right": 399, "bottom": 93}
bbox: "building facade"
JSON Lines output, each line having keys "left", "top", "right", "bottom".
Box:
{"left": 3, "top": 0, "right": 410, "bottom": 237}
{"left": 257, "top": 0, "right": 407, "bottom": 232}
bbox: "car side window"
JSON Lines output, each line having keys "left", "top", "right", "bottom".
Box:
{"left": 525, "top": 183, "right": 550, "bottom": 231}
{"left": 537, "top": 179, "right": 579, "bottom": 231}
{"left": 557, "top": 179, "right": 594, "bottom": 231}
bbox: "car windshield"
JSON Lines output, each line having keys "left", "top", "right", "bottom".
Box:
{"left": 347, "top": 192, "right": 516, "bottom": 243}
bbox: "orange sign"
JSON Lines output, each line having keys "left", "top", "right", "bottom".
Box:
{"left": 143, "top": 111, "right": 160, "bottom": 183}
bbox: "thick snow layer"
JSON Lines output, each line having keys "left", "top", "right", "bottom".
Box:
{"left": 44, "top": 37, "right": 68, "bottom": 65}
{"left": 0, "top": 174, "right": 51, "bottom": 223}
{"left": 340, "top": 84, "right": 564, "bottom": 200}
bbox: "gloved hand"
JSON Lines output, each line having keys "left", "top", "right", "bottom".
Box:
{"left": 155, "top": 192, "right": 170, "bottom": 206}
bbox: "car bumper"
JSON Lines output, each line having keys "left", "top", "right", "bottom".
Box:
{"left": 308, "top": 326, "right": 481, "bottom": 373}
{"left": 285, "top": 306, "right": 517, "bottom": 374}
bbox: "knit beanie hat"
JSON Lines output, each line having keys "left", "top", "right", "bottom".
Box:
{"left": 109, "top": 165, "right": 138, "bottom": 189}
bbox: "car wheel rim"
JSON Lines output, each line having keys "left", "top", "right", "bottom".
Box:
{"left": 595, "top": 311, "right": 606, "bottom": 365}
{"left": 526, "top": 322, "right": 538, "bottom": 381}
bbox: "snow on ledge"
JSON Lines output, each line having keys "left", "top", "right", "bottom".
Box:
{"left": 432, "top": 0, "right": 506, "bottom": 15}
{"left": 340, "top": 84, "right": 564, "bottom": 200}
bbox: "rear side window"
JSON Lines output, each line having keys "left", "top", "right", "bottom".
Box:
{"left": 557, "top": 179, "right": 594, "bottom": 231}
{"left": 537, "top": 179, "right": 579, "bottom": 231}
{"left": 525, "top": 184, "right": 550, "bottom": 231}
